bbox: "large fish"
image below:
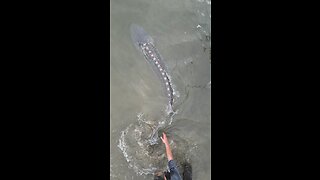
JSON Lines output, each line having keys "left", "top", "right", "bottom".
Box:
{"left": 130, "top": 24, "right": 174, "bottom": 109}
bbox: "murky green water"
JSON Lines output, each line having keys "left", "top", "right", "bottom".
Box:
{"left": 111, "top": 0, "right": 211, "bottom": 179}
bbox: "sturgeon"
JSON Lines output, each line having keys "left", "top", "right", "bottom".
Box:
{"left": 130, "top": 24, "right": 174, "bottom": 109}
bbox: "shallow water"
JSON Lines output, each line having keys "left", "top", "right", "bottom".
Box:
{"left": 111, "top": 0, "right": 211, "bottom": 179}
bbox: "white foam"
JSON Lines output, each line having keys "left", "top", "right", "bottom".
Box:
{"left": 118, "top": 124, "right": 159, "bottom": 175}
{"left": 118, "top": 112, "right": 170, "bottom": 176}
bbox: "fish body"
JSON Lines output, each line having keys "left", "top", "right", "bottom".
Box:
{"left": 130, "top": 24, "right": 174, "bottom": 108}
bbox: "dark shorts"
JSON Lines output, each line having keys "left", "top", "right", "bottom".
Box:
{"left": 168, "top": 160, "right": 182, "bottom": 180}
{"left": 154, "top": 160, "right": 192, "bottom": 180}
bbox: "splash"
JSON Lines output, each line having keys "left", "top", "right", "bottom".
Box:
{"left": 118, "top": 113, "right": 168, "bottom": 175}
